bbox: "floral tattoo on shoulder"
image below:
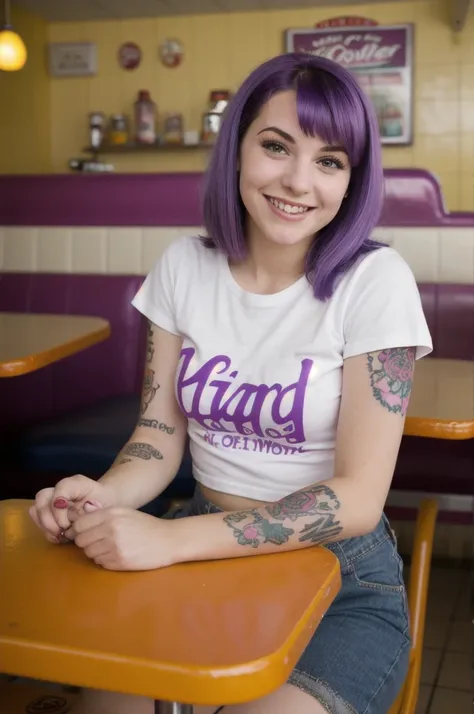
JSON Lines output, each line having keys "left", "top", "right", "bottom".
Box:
{"left": 367, "top": 347, "right": 415, "bottom": 416}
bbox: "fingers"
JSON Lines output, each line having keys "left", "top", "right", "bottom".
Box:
{"left": 51, "top": 475, "right": 96, "bottom": 530}
{"left": 84, "top": 538, "right": 110, "bottom": 561}
{"left": 67, "top": 498, "right": 103, "bottom": 528}
{"left": 29, "top": 505, "right": 60, "bottom": 544}
{"left": 33, "top": 488, "right": 63, "bottom": 537}
{"left": 64, "top": 501, "right": 104, "bottom": 540}
{"left": 73, "top": 520, "right": 107, "bottom": 548}
{"left": 84, "top": 500, "right": 103, "bottom": 513}
{"left": 30, "top": 477, "right": 104, "bottom": 543}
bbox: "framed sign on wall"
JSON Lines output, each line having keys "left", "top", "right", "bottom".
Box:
{"left": 286, "top": 24, "right": 414, "bottom": 145}
{"left": 48, "top": 42, "right": 97, "bottom": 77}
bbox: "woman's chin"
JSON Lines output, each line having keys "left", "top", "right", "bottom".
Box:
{"left": 259, "top": 228, "right": 316, "bottom": 249}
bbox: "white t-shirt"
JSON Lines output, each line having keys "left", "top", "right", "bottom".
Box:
{"left": 132, "top": 235, "right": 432, "bottom": 501}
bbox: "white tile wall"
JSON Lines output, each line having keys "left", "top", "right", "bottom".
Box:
{"left": 71, "top": 228, "right": 108, "bottom": 273}
{"left": 37, "top": 228, "right": 73, "bottom": 273}
{"left": 391, "top": 228, "right": 441, "bottom": 282}
{"left": 439, "top": 228, "right": 474, "bottom": 284}
{"left": 0, "top": 225, "right": 473, "bottom": 284}
{"left": 2, "top": 227, "right": 39, "bottom": 271}
{"left": 0, "top": 226, "right": 202, "bottom": 275}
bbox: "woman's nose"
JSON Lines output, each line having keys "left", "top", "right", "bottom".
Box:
{"left": 281, "top": 159, "right": 313, "bottom": 196}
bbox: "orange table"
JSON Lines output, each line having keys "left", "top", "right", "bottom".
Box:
{"left": 405, "top": 358, "right": 474, "bottom": 440}
{"left": 0, "top": 312, "right": 110, "bottom": 377}
{"left": 0, "top": 500, "right": 340, "bottom": 708}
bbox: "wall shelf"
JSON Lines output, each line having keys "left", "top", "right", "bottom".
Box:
{"left": 83, "top": 141, "right": 212, "bottom": 154}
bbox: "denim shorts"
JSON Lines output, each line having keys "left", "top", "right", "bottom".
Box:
{"left": 166, "top": 488, "right": 411, "bottom": 714}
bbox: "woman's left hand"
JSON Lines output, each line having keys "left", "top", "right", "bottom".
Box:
{"left": 66, "top": 506, "right": 182, "bottom": 571}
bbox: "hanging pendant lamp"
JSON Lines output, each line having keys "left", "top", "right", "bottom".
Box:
{"left": 0, "top": 0, "right": 27, "bottom": 71}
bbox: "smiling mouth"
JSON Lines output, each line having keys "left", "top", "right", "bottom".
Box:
{"left": 264, "top": 195, "right": 315, "bottom": 215}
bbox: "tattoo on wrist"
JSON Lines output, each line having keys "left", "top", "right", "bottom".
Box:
{"left": 224, "top": 484, "right": 342, "bottom": 549}
{"left": 138, "top": 417, "right": 175, "bottom": 434}
{"left": 123, "top": 442, "right": 163, "bottom": 461}
{"left": 367, "top": 347, "right": 415, "bottom": 417}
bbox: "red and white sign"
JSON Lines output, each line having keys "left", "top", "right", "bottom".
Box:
{"left": 118, "top": 42, "right": 142, "bottom": 70}
{"left": 315, "top": 17, "right": 378, "bottom": 29}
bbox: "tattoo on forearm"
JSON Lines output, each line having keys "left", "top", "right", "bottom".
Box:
{"left": 367, "top": 347, "right": 415, "bottom": 416}
{"left": 122, "top": 442, "right": 163, "bottom": 461}
{"left": 224, "top": 484, "right": 342, "bottom": 549}
{"left": 224, "top": 511, "right": 295, "bottom": 548}
{"left": 138, "top": 417, "right": 175, "bottom": 434}
{"left": 110, "top": 456, "right": 132, "bottom": 470}
{"left": 268, "top": 485, "right": 342, "bottom": 543}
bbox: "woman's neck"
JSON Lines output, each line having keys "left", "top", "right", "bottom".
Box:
{"left": 230, "top": 230, "right": 310, "bottom": 295}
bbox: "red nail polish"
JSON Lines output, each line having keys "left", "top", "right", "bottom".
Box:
{"left": 53, "top": 497, "right": 68, "bottom": 509}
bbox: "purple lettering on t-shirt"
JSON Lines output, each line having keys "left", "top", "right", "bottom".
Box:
{"left": 176, "top": 347, "right": 312, "bottom": 444}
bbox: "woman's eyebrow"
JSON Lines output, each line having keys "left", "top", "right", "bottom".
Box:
{"left": 257, "top": 128, "right": 347, "bottom": 155}
{"left": 257, "top": 126, "right": 295, "bottom": 143}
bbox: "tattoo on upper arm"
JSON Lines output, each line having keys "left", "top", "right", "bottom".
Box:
{"left": 138, "top": 417, "right": 175, "bottom": 434}
{"left": 123, "top": 442, "right": 163, "bottom": 461}
{"left": 146, "top": 321, "right": 154, "bottom": 363}
{"left": 223, "top": 484, "right": 342, "bottom": 548}
{"left": 141, "top": 321, "right": 160, "bottom": 415}
{"left": 141, "top": 368, "right": 160, "bottom": 414}
{"left": 367, "top": 347, "right": 415, "bottom": 417}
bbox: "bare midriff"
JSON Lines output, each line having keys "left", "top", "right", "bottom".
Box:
{"left": 199, "top": 484, "right": 269, "bottom": 512}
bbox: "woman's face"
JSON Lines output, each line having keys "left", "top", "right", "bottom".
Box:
{"left": 239, "top": 90, "right": 352, "bottom": 251}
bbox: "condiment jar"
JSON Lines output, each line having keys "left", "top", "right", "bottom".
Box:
{"left": 109, "top": 114, "right": 129, "bottom": 145}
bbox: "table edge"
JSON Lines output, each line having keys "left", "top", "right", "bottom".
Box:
{"left": 0, "top": 320, "right": 110, "bottom": 378}
{"left": 404, "top": 416, "right": 474, "bottom": 440}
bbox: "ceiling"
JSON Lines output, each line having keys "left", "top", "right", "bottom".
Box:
{"left": 12, "top": 0, "right": 425, "bottom": 23}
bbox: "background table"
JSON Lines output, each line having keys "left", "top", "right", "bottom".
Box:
{"left": 0, "top": 313, "right": 111, "bottom": 377}
{"left": 406, "top": 358, "right": 474, "bottom": 440}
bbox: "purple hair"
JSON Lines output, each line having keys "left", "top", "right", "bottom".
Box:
{"left": 201, "top": 52, "right": 385, "bottom": 300}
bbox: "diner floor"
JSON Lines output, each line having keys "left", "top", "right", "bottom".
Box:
{"left": 409, "top": 560, "right": 471, "bottom": 713}
{"left": 0, "top": 560, "right": 471, "bottom": 713}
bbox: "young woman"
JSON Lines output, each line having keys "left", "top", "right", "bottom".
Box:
{"left": 30, "top": 52, "right": 432, "bottom": 714}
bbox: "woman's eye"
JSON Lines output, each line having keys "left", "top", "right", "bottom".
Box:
{"left": 262, "top": 141, "right": 287, "bottom": 155}
{"left": 319, "top": 157, "right": 345, "bottom": 170}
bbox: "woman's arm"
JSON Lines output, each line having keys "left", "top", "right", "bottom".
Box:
{"left": 173, "top": 346, "right": 415, "bottom": 562}
{"left": 99, "top": 319, "right": 188, "bottom": 509}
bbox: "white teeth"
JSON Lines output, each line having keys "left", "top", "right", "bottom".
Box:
{"left": 269, "top": 197, "right": 309, "bottom": 214}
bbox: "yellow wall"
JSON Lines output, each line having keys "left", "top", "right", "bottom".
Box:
{"left": 0, "top": 6, "right": 51, "bottom": 173}
{"left": 1, "top": 1, "right": 473, "bottom": 210}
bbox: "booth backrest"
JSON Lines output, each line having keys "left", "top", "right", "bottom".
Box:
{"left": 0, "top": 273, "right": 146, "bottom": 430}
{"left": 0, "top": 271, "right": 472, "bottom": 431}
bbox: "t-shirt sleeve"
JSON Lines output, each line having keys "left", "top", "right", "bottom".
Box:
{"left": 131, "top": 240, "right": 180, "bottom": 336}
{"left": 342, "top": 248, "right": 433, "bottom": 360}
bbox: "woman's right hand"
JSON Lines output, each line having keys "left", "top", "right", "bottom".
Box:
{"left": 29, "top": 475, "right": 116, "bottom": 544}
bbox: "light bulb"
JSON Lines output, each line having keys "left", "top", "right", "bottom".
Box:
{"left": 0, "top": 28, "right": 27, "bottom": 71}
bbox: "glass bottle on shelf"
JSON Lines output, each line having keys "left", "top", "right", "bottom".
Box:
{"left": 134, "top": 90, "right": 157, "bottom": 145}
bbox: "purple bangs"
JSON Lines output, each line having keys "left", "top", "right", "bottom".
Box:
{"left": 294, "top": 70, "right": 366, "bottom": 168}
{"left": 201, "top": 52, "right": 384, "bottom": 300}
